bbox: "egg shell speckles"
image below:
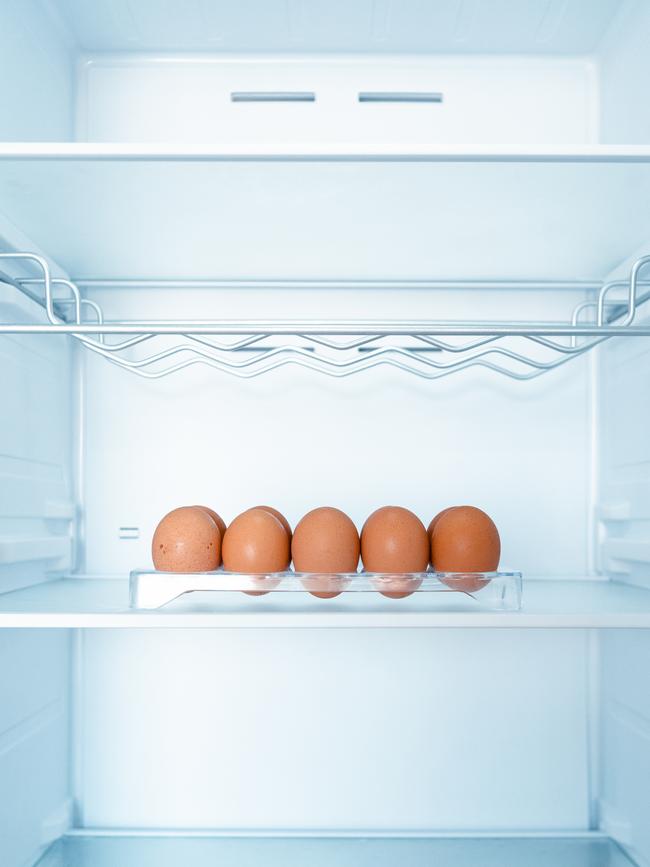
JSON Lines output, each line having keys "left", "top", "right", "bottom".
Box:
{"left": 152, "top": 506, "right": 221, "bottom": 572}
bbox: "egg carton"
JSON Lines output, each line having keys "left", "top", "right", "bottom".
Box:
{"left": 129, "top": 569, "right": 522, "bottom": 610}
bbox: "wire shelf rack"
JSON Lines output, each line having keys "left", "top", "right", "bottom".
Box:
{"left": 1, "top": 251, "right": 650, "bottom": 381}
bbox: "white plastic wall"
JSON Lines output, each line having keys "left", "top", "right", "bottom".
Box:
{"left": 0, "top": 629, "right": 71, "bottom": 867}
{"left": 0, "top": 1, "right": 74, "bottom": 141}
{"left": 596, "top": 308, "right": 650, "bottom": 865}
{"left": 0, "top": 284, "right": 74, "bottom": 595}
{"left": 599, "top": 0, "right": 650, "bottom": 144}
{"left": 596, "top": 306, "right": 650, "bottom": 588}
{"left": 78, "top": 628, "right": 591, "bottom": 831}
{"left": 0, "top": 279, "right": 74, "bottom": 867}
{"left": 76, "top": 55, "right": 596, "bottom": 145}
{"left": 600, "top": 631, "right": 650, "bottom": 866}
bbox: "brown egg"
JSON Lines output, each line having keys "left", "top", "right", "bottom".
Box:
{"left": 426, "top": 506, "right": 457, "bottom": 539}
{"left": 243, "top": 508, "right": 291, "bottom": 595}
{"left": 230, "top": 508, "right": 292, "bottom": 595}
{"left": 222, "top": 508, "right": 290, "bottom": 575}
{"left": 431, "top": 505, "right": 500, "bottom": 592}
{"left": 152, "top": 506, "right": 221, "bottom": 572}
{"left": 292, "top": 507, "right": 360, "bottom": 598}
{"left": 249, "top": 506, "right": 292, "bottom": 543}
{"left": 194, "top": 506, "right": 227, "bottom": 541}
{"left": 361, "top": 507, "right": 429, "bottom": 598}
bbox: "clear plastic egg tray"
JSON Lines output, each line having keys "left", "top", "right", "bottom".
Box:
{"left": 129, "top": 569, "right": 522, "bottom": 611}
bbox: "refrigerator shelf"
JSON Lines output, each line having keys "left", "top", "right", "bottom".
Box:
{"left": 35, "top": 832, "right": 636, "bottom": 867}
{"left": 3, "top": 147, "right": 650, "bottom": 290}
{"left": 1, "top": 251, "right": 650, "bottom": 382}
{"left": 2, "top": 578, "right": 650, "bottom": 628}
{"left": 129, "top": 569, "right": 523, "bottom": 611}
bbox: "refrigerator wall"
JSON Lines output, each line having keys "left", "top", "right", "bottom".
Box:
{"left": 0, "top": 284, "right": 73, "bottom": 866}
{"left": 77, "top": 628, "right": 591, "bottom": 831}
{"left": 0, "top": 630, "right": 71, "bottom": 867}
{"left": 597, "top": 314, "right": 650, "bottom": 863}
{"left": 0, "top": 1, "right": 74, "bottom": 142}
{"left": 599, "top": 1, "right": 650, "bottom": 143}
{"left": 0, "top": 285, "right": 74, "bottom": 594}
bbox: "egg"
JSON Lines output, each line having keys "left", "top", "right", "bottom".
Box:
{"left": 193, "top": 505, "right": 227, "bottom": 541}
{"left": 241, "top": 507, "right": 292, "bottom": 595}
{"left": 222, "top": 508, "right": 290, "bottom": 575}
{"left": 431, "top": 505, "right": 500, "bottom": 592}
{"left": 426, "top": 506, "right": 457, "bottom": 539}
{"left": 232, "top": 507, "right": 292, "bottom": 595}
{"left": 152, "top": 506, "right": 221, "bottom": 572}
{"left": 361, "top": 506, "right": 429, "bottom": 598}
{"left": 292, "top": 507, "right": 360, "bottom": 598}
{"left": 249, "top": 506, "right": 292, "bottom": 543}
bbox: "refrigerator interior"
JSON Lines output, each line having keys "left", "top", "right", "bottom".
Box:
{"left": 1, "top": 0, "right": 650, "bottom": 147}
{"left": 1, "top": 2, "right": 650, "bottom": 866}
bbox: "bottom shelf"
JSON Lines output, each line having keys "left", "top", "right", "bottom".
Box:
{"left": 35, "top": 834, "right": 636, "bottom": 867}
{"left": 2, "top": 577, "right": 650, "bottom": 627}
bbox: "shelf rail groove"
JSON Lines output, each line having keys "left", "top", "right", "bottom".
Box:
{"left": 1, "top": 253, "right": 650, "bottom": 381}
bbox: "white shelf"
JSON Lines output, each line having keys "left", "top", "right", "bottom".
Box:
{"left": 35, "top": 832, "right": 636, "bottom": 867}
{"left": 2, "top": 578, "right": 650, "bottom": 628}
{"left": 2, "top": 144, "right": 650, "bottom": 159}
{"left": 2, "top": 146, "right": 650, "bottom": 281}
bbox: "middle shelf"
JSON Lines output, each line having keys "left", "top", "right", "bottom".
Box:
{"left": 1, "top": 578, "right": 650, "bottom": 628}
{"left": 2, "top": 249, "right": 650, "bottom": 382}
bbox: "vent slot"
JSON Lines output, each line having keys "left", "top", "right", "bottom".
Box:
{"left": 231, "top": 91, "right": 316, "bottom": 103}
{"left": 358, "top": 91, "right": 443, "bottom": 103}
{"left": 119, "top": 527, "right": 140, "bottom": 540}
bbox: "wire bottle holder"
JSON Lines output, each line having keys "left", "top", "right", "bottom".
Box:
{"left": 1, "top": 251, "right": 650, "bottom": 381}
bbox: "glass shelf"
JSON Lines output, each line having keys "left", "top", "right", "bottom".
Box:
{"left": 36, "top": 832, "right": 636, "bottom": 867}
{"left": 1, "top": 577, "right": 650, "bottom": 629}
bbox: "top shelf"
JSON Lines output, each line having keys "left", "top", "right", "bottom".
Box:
{"left": 2, "top": 146, "right": 650, "bottom": 285}
{"left": 3, "top": 144, "right": 650, "bottom": 161}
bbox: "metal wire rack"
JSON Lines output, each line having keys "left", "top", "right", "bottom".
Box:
{"left": 1, "top": 251, "right": 650, "bottom": 381}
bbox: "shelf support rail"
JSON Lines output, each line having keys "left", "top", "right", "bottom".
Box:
{"left": 1, "top": 254, "right": 650, "bottom": 381}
